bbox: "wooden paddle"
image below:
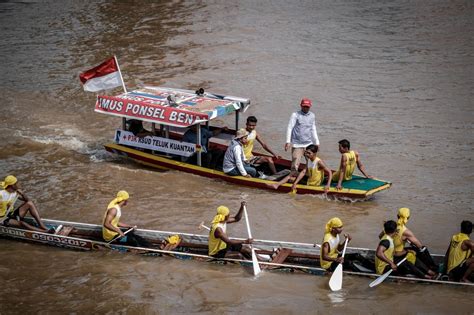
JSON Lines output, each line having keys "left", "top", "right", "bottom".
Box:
{"left": 243, "top": 205, "right": 261, "bottom": 276}
{"left": 328, "top": 238, "right": 349, "bottom": 291}
{"left": 369, "top": 257, "right": 407, "bottom": 288}
{"left": 107, "top": 227, "right": 134, "bottom": 244}
{"left": 198, "top": 221, "right": 210, "bottom": 231}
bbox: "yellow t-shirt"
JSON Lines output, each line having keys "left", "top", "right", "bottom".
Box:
{"left": 393, "top": 224, "right": 406, "bottom": 253}
{"left": 393, "top": 224, "right": 417, "bottom": 264}
{"left": 375, "top": 234, "right": 395, "bottom": 274}
{"left": 307, "top": 157, "right": 324, "bottom": 186}
{"left": 242, "top": 130, "right": 257, "bottom": 160}
{"left": 447, "top": 233, "right": 471, "bottom": 273}
{"left": 320, "top": 232, "right": 340, "bottom": 269}
{"left": 333, "top": 150, "right": 356, "bottom": 181}
{"left": 0, "top": 190, "right": 18, "bottom": 218}
{"left": 102, "top": 205, "right": 121, "bottom": 241}
{"left": 208, "top": 222, "right": 227, "bottom": 256}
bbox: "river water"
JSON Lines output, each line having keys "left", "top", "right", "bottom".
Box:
{"left": 0, "top": 0, "right": 473, "bottom": 314}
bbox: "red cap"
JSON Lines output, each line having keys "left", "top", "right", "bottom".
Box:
{"left": 300, "top": 98, "right": 312, "bottom": 107}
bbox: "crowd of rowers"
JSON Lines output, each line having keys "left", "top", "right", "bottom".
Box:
{"left": 1, "top": 175, "right": 473, "bottom": 283}
{"left": 128, "top": 98, "right": 372, "bottom": 192}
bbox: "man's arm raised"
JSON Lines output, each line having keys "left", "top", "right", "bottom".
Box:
{"left": 227, "top": 201, "right": 246, "bottom": 224}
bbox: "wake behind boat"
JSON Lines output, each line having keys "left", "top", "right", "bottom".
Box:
{"left": 1, "top": 217, "right": 471, "bottom": 288}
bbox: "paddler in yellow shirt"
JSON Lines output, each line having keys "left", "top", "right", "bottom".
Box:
{"left": 102, "top": 191, "right": 147, "bottom": 247}
{"left": 392, "top": 207, "right": 438, "bottom": 278}
{"left": 320, "top": 217, "right": 374, "bottom": 273}
{"left": 376, "top": 217, "right": 432, "bottom": 279}
{"left": 242, "top": 116, "right": 281, "bottom": 175}
{"left": 208, "top": 201, "right": 253, "bottom": 259}
{"left": 320, "top": 217, "right": 351, "bottom": 271}
{"left": 332, "top": 139, "right": 372, "bottom": 190}
{"left": 445, "top": 220, "right": 473, "bottom": 282}
{"left": 375, "top": 220, "right": 398, "bottom": 274}
{"left": 0, "top": 175, "right": 52, "bottom": 233}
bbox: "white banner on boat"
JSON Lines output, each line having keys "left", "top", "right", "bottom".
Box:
{"left": 114, "top": 129, "right": 197, "bottom": 157}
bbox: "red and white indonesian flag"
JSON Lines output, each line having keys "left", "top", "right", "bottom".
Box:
{"left": 79, "top": 57, "right": 124, "bottom": 92}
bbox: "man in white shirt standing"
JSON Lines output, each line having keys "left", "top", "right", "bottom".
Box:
{"left": 223, "top": 129, "right": 257, "bottom": 178}
{"left": 285, "top": 98, "right": 320, "bottom": 172}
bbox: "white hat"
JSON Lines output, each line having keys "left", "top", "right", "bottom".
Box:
{"left": 234, "top": 128, "right": 249, "bottom": 139}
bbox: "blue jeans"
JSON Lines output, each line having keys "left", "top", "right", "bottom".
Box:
{"left": 226, "top": 165, "right": 257, "bottom": 177}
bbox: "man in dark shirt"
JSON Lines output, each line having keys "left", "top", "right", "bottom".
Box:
{"left": 127, "top": 119, "right": 154, "bottom": 138}
{"left": 182, "top": 124, "right": 227, "bottom": 168}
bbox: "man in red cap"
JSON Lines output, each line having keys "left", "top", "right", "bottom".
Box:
{"left": 285, "top": 98, "right": 320, "bottom": 172}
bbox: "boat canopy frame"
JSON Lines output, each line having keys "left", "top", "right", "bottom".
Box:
{"left": 95, "top": 86, "right": 250, "bottom": 166}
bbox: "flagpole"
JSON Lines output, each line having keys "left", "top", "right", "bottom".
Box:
{"left": 114, "top": 55, "right": 128, "bottom": 130}
{"left": 114, "top": 55, "right": 128, "bottom": 94}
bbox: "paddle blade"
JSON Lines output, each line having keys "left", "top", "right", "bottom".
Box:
{"left": 251, "top": 248, "right": 262, "bottom": 276}
{"left": 369, "top": 270, "right": 392, "bottom": 288}
{"left": 243, "top": 205, "right": 261, "bottom": 276}
{"left": 369, "top": 257, "right": 406, "bottom": 288}
{"left": 329, "top": 264, "right": 343, "bottom": 291}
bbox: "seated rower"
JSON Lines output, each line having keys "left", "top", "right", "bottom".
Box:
{"left": 376, "top": 220, "right": 399, "bottom": 275}
{"left": 392, "top": 207, "right": 438, "bottom": 278}
{"left": 0, "top": 175, "right": 53, "bottom": 233}
{"left": 332, "top": 139, "right": 372, "bottom": 190}
{"left": 102, "top": 191, "right": 148, "bottom": 247}
{"left": 127, "top": 119, "right": 154, "bottom": 138}
{"left": 376, "top": 220, "right": 432, "bottom": 279}
{"left": 268, "top": 144, "right": 332, "bottom": 193}
{"left": 223, "top": 129, "right": 257, "bottom": 178}
{"left": 242, "top": 116, "right": 281, "bottom": 175}
{"left": 208, "top": 201, "right": 253, "bottom": 259}
{"left": 320, "top": 217, "right": 373, "bottom": 272}
{"left": 160, "top": 234, "right": 181, "bottom": 251}
{"left": 445, "top": 220, "right": 473, "bottom": 283}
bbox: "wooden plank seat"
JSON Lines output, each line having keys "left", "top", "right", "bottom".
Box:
{"left": 263, "top": 248, "right": 293, "bottom": 269}
{"left": 56, "top": 225, "right": 73, "bottom": 236}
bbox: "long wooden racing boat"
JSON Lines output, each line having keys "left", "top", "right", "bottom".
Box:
{"left": 1, "top": 218, "right": 471, "bottom": 287}
{"left": 94, "top": 86, "right": 391, "bottom": 200}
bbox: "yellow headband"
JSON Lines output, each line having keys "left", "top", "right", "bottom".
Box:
{"left": 107, "top": 190, "right": 130, "bottom": 209}
{"left": 397, "top": 207, "right": 410, "bottom": 226}
{"left": 212, "top": 205, "right": 230, "bottom": 224}
{"left": 325, "top": 217, "right": 343, "bottom": 233}
{"left": 116, "top": 190, "right": 129, "bottom": 203}
{"left": 166, "top": 235, "right": 181, "bottom": 245}
{"left": 1, "top": 175, "right": 17, "bottom": 189}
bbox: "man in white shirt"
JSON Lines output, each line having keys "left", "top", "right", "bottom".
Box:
{"left": 285, "top": 98, "right": 320, "bottom": 172}
{"left": 222, "top": 129, "right": 257, "bottom": 178}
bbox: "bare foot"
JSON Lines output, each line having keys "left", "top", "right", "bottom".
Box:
{"left": 461, "top": 278, "right": 472, "bottom": 283}
{"left": 265, "top": 183, "right": 278, "bottom": 190}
